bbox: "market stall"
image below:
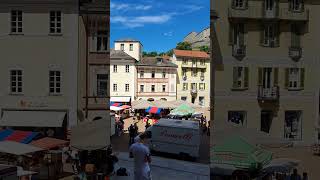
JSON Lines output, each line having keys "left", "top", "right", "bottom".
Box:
{"left": 0, "top": 129, "right": 39, "bottom": 144}
{"left": 170, "top": 104, "right": 195, "bottom": 117}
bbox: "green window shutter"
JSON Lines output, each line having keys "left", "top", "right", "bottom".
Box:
{"left": 233, "top": 67, "right": 238, "bottom": 88}
{"left": 244, "top": 67, "right": 249, "bottom": 88}
{"left": 300, "top": 68, "right": 305, "bottom": 89}
{"left": 285, "top": 68, "right": 289, "bottom": 89}
{"left": 273, "top": 68, "right": 279, "bottom": 86}
{"left": 258, "top": 68, "right": 263, "bottom": 85}
{"left": 229, "top": 23, "right": 234, "bottom": 45}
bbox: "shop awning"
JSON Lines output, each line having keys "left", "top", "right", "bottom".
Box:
{"left": 110, "top": 106, "right": 123, "bottom": 111}
{"left": 110, "top": 97, "right": 131, "bottom": 103}
{"left": 0, "top": 141, "right": 44, "bottom": 155}
{"left": 146, "top": 106, "right": 162, "bottom": 114}
{"left": 120, "top": 105, "right": 131, "bottom": 109}
{"left": 30, "top": 137, "right": 69, "bottom": 150}
{"left": 0, "top": 111, "right": 66, "bottom": 127}
{"left": 0, "top": 129, "right": 38, "bottom": 144}
{"left": 70, "top": 118, "right": 110, "bottom": 150}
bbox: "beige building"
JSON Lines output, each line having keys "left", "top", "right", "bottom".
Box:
{"left": 136, "top": 57, "right": 178, "bottom": 101}
{"left": 114, "top": 38, "right": 143, "bottom": 61}
{"left": 172, "top": 49, "right": 210, "bottom": 107}
{"left": 211, "top": 0, "right": 319, "bottom": 145}
{"left": 110, "top": 49, "right": 137, "bottom": 104}
{"left": 0, "top": 0, "right": 79, "bottom": 132}
{"left": 78, "top": 0, "right": 110, "bottom": 124}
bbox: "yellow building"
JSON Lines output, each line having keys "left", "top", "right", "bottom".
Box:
{"left": 211, "top": 0, "right": 319, "bottom": 146}
{"left": 172, "top": 49, "right": 211, "bottom": 107}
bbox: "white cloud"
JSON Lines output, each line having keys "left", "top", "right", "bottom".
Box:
{"left": 163, "top": 31, "right": 173, "bottom": 37}
{"left": 111, "top": 2, "right": 152, "bottom": 11}
{"left": 111, "top": 15, "right": 172, "bottom": 28}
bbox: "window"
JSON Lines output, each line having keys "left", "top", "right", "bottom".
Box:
{"left": 284, "top": 111, "right": 302, "bottom": 140}
{"left": 200, "top": 69, "right": 205, "bottom": 77}
{"left": 125, "top": 84, "right": 129, "bottom": 92}
{"left": 232, "top": 0, "right": 246, "bottom": 9}
{"left": 125, "top": 65, "right": 130, "bottom": 73}
{"left": 140, "top": 85, "right": 144, "bottom": 92}
{"left": 129, "top": 44, "right": 133, "bottom": 51}
{"left": 183, "top": 83, "right": 188, "bottom": 91}
{"left": 228, "top": 111, "right": 246, "bottom": 126}
{"left": 200, "top": 60, "right": 205, "bottom": 65}
{"left": 151, "top": 71, "right": 155, "bottom": 78}
{"left": 120, "top": 44, "right": 124, "bottom": 50}
{"left": 10, "top": 70, "right": 22, "bottom": 93}
{"left": 232, "top": 23, "right": 244, "bottom": 46}
{"left": 182, "top": 59, "right": 188, "bottom": 65}
{"left": 182, "top": 69, "right": 187, "bottom": 77}
{"left": 290, "top": 0, "right": 303, "bottom": 12}
{"left": 263, "top": 24, "right": 278, "bottom": 47}
{"left": 191, "top": 83, "right": 197, "bottom": 90}
{"left": 11, "top": 10, "right": 23, "bottom": 33}
{"left": 113, "top": 65, "right": 117, "bottom": 73}
{"left": 96, "top": 31, "right": 108, "bottom": 52}
{"left": 97, "top": 74, "right": 108, "bottom": 96}
{"left": 181, "top": 96, "right": 187, "bottom": 101}
{"left": 286, "top": 68, "right": 304, "bottom": 90}
{"left": 199, "top": 97, "right": 205, "bottom": 106}
{"left": 162, "top": 85, "right": 166, "bottom": 92}
{"left": 192, "top": 69, "right": 197, "bottom": 77}
{"left": 199, "top": 83, "right": 205, "bottom": 90}
{"left": 291, "top": 24, "right": 301, "bottom": 48}
{"left": 49, "top": 70, "right": 61, "bottom": 94}
{"left": 49, "top": 11, "right": 62, "bottom": 34}
{"left": 151, "top": 85, "right": 155, "bottom": 92}
{"left": 162, "top": 71, "right": 166, "bottom": 78}
{"left": 192, "top": 59, "right": 196, "bottom": 66}
{"left": 113, "top": 84, "right": 117, "bottom": 92}
{"left": 140, "top": 71, "right": 144, "bottom": 78}
{"left": 233, "top": 67, "right": 248, "bottom": 89}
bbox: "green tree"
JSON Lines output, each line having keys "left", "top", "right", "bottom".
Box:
{"left": 176, "top": 42, "right": 192, "bottom": 50}
{"left": 166, "top": 49, "right": 173, "bottom": 56}
{"left": 199, "top": 45, "right": 209, "bottom": 53}
{"left": 158, "top": 52, "right": 165, "bottom": 56}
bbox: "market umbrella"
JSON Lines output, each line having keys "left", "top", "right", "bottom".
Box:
{"left": 132, "top": 100, "right": 155, "bottom": 109}
{"left": 170, "top": 104, "right": 195, "bottom": 116}
{"left": 145, "top": 106, "right": 162, "bottom": 114}
{"left": 110, "top": 102, "right": 122, "bottom": 107}
{"left": 211, "top": 136, "right": 273, "bottom": 170}
{"left": 110, "top": 106, "right": 123, "bottom": 111}
{"left": 120, "top": 105, "right": 131, "bottom": 109}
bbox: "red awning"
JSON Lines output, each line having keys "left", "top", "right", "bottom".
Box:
{"left": 120, "top": 105, "right": 131, "bottom": 109}
{"left": 30, "top": 137, "right": 69, "bottom": 150}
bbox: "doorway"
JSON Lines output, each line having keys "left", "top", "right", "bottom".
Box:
{"left": 261, "top": 110, "right": 273, "bottom": 133}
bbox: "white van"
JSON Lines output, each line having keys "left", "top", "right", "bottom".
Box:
{"left": 145, "top": 118, "right": 200, "bottom": 159}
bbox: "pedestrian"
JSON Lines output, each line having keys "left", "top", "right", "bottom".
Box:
{"left": 145, "top": 121, "right": 151, "bottom": 131}
{"left": 200, "top": 116, "right": 204, "bottom": 127}
{"left": 129, "top": 133, "right": 152, "bottom": 180}
{"left": 290, "top": 169, "right": 302, "bottom": 180}
{"left": 134, "top": 123, "right": 139, "bottom": 136}
{"left": 128, "top": 124, "right": 135, "bottom": 146}
{"left": 302, "top": 172, "right": 308, "bottom": 180}
{"left": 202, "top": 124, "right": 207, "bottom": 135}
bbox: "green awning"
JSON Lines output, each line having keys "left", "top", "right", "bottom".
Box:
{"left": 170, "top": 104, "right": 195, "bottom": 116}
{"left": 211, "top": 136, "right": 273, "bottom": 170}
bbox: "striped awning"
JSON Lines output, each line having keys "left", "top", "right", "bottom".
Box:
{"left": 0, "top": 129, "right": 38, "bottom": 144}
{"left": 30, "top": 137, "right": 69, "bottom": 150}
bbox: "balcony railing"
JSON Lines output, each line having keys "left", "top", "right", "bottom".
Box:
{"left": 289, "top": 47, "right": 302, "bottom": 61}
{"left": 258, "top": 85, "right": 279, "bottom": 101}
{"left": 228, "top": 7, "right": 309, "bottom": 21}
{"left": 232, "top": 45, "right": 246, "bottom": 59}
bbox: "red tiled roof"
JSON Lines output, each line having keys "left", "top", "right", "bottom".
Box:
{"left": 174, "top": 49, "right": 209, "bottom": 58}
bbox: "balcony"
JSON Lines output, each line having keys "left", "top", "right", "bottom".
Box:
{"left": 258, "top": 86, "right": 279, "bottom": 101}
{"left": 280, "top": 8, "right": 309, "bottom": 21}
{"left": 228, "top": 7, "right": 262, "bottom": 19}
{"left": 190, "top": 89, "right": 198, "bottom": 96}
{"left": 289, "top": 47, "right": 302, "bottom": 61}
{"left": 232, "top": 45, "right": 246, "bottom": 59}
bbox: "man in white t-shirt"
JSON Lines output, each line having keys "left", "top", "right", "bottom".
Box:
{"left": 129, "top": 133, "right": 152, "bottom": 180}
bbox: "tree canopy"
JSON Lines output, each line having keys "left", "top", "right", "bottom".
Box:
{"left": 176, "top": 42, "right": 192, "bottom": 50}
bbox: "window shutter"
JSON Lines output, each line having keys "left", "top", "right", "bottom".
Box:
{"left": 275, "top": 24, "right": 280, "bottom": 47}
{"left": 233, "top": 67, "right": 238, "bottom": 88}
{"left": 229, "top": 23, "right": 234, "bottom": 45}
{"left": 258, "top": 68, "right": 263, "bottom": 85}
{"left": 288, "top": 0, "right": 292, "bottom": 11}
{"left": 301, "top": 0, "right": 305, "bottom": 12}
{"left": 245, "top": 0, "right": 248, "bottom": 8}
{"left": 260, "top": 24, "right": 265, "bottom": 46}
{"left": 300, "top": 68, "right": 305, "bottom": 88}
{"left": 285, "top": 68, "right": 289, "bottom": 89}
{"left": 244, "top": 67, "right": 249, "bottom": 88}
{"left": 239, "top": 24, "right": 245, "bottom": 45}
{"left": 273, "top": 68, "right": 279, "bottom": 86}
{"left": 231, "top": 0, "right": 235, "bottom": 8}
{"left": 244, "top": 23, "right": 248, "bottom": 45}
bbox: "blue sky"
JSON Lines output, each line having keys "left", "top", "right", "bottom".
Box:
{"left": 110, "top": 0, "right": 210, "bottom": 53}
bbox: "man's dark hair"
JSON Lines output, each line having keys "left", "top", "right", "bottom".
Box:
{"left": 139, "top": 133, "right": 147, "bottom": 140}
